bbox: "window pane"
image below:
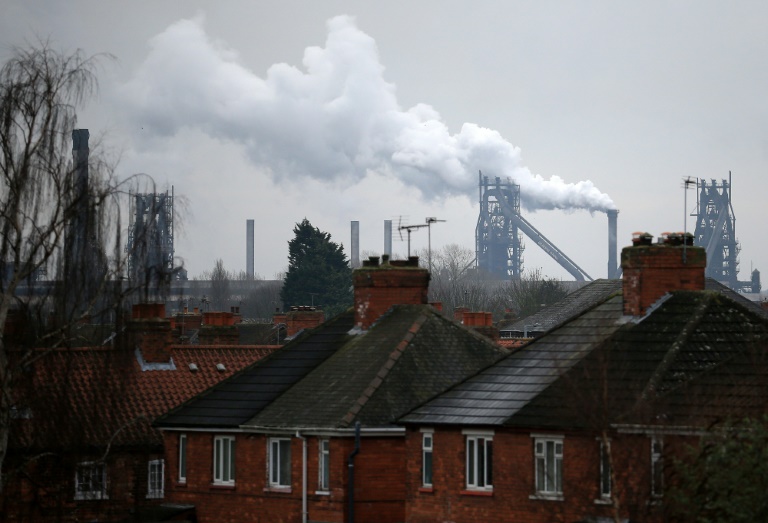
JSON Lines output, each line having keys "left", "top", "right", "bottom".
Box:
{"left": 477, "top": 439, "right": 485, "bottom": 487}
{"left": 486, "top": 440, "right": 493, "bottom": 486}
{"left": 546, "top": 441, "right": 555, "bottom": 491}
{"left": 215, "top": 439, "right": 221, "bottom": 480}
{"left": 223, "top": 439, "right": 230, "bottom": 481}
{"left": 279, "top": 440, "right": 291, "bottom": 486}
{"left": 467, "top": 439, "right": 475, "bottom": 486}
{"left": 229, "top": 439, "right": 236, "bottom": 482}
{"left": 179, "top": 435, "right": 187, "bottom": 480}
{"left": 424, "top": 451, "right": 433, "bottom": 486}
{"left": 536, "top": 456, "right": 545, "bottom": 491}
{"left": 270, "top": 440, "right": 279, "bottom": 484}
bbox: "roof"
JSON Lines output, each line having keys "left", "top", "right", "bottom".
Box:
{"left": 501, "top": 277, "right": 766, "bottom": 337}
{"left": 156, "top": 310, "right": 356, "bottom": 429}
{"left": 401, "top": 289, "right": 768, "bottom": 430}
{"left": 158, "top": 305, "right": 509, "bottom": 431}
{"left": 11, "top": 344, "right": 274, "bottom": 451}
{"left": 503, "top": 279, "right": 622, "bottom": 335}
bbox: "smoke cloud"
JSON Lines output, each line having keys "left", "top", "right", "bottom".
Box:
{"left": 120, "top": 15, "right": 615, "bottom": 212}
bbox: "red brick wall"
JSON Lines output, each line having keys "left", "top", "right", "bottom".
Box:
{"left": 405, "top": 426, "right": 669, "bottom": 523}
{"left": 163, "top": 430, "right": 406, "bottom": 523}
{"left": 622, "top": 243, "right": 706, "bottom": 316}
{"left": 353, "top": 259, "right": 430, "bottom": 330}
{"left": 1, "top": 449, "right": 165, "bottom": 523}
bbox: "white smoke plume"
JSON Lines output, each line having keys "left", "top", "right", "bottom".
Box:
{"left": 120, "top": 15, "right": 616, "bottom": 213}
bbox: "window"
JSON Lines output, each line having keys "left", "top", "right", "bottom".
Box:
{"left": 179, "top": 434, "right": 187, "bottom": 483}
{"left": 75, "top": 462, "right": 107, "bottom": 500}
{"left": 599, "top": 440, "right": 612, "bottom": 499}
{"left": 213, "top": 435, "right": 235, "bottom": 485}
{"left": 269, "top": 437, "right": 291, "bottom": 488}
{"left": 651, "top": 436, "right": 663, "bottom": 497}
{"left": 318, "top": 439, "right": 330, "bottom": 491}
{"left": 422, "top": 431, "right": 433, "bottom": 487}
{"left": 465, "top": 433, "right": 493, "bottom": 490}
{"left": 147, "top": 459, "right": 164, "bottom": 498}
{"left": 534, "top": 436, "right": 563, "bottom": 496}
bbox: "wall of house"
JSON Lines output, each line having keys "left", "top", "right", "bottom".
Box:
{"left": 163, "top": 431, "right": 406, "bottom": 523}
{"left": 1, "top": 449, "right": 165, "bottom": 523}
{"left": 404, "top": 426, "right": 669, "bottom": 523}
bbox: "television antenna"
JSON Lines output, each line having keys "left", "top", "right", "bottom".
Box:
{"left": 682, "top": 176, "right": 697, "bottom": 263}
{"left": 426, "top": 217, "right": 446, "bottom": 274}
{"left": 398, "top": 221, "right": 428, "bottom": 258}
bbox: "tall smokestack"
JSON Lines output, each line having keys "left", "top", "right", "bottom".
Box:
{"left": 351, "top": 221, "right": 360, "bottom": 268}
{"left": 246, "top": 219, "right": 254, "bottom": 278}
{"left": 607, "top": 209, "right": 618, "bottom": 279}
{"left": 384, "top": 220, "right": 392, "bottom": 256}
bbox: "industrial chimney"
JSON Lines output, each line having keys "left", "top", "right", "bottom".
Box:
{"left": 607, "top": 209, "right": 618, "bottom": 279}
{"left": 384, "top": 220, "right": 392, "bottom": 256}
{"left": 246, "top": 219, "right": 254, "bottom": 278}
{"left": 351, "top": 221, "right": 360, "bottom": 268}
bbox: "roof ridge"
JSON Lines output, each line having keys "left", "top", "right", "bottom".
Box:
{"left": 339, "top": 311, "right": 430, "bottom": 427}
{"left": 636, "top": 293, "right": 713, "bottom": 405}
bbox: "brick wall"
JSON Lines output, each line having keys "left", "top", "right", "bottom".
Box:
{"left": 353, "top": 256, "right": 430, "bottom": 330}
{"left": 163, "top": 430, "right": 406, "bottom": 523}
{"left": 621, "top": 239, "right": 706, "bottom": 316}
{"left": 404, "top": 426, "right": 669, "bottom": 523}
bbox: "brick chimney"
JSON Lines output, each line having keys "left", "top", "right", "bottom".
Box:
{"left": 130, "top": 303, "right": 172, "bottom": 363}
{"left": 621, "top": 231, "right": 706, "bottom": 316}
{"left": 353, "top": 255, "right": 430, "bottom": 330}
{"left": 462, "top": 311, "right": 499, "bottom": 341}
{"left": 199, "top": 311, "right": 239, "bottom": 345}
{"left": 286, "top": 306, "right": 325, "bottom": 336}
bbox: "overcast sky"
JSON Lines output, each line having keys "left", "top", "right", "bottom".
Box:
{"left": 3, "top": 1, "right": 767, "bottom": 287}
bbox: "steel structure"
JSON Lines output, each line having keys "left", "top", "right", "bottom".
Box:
{"left": 693, "top": 175, "right": 759, "bottom": 292}
{"left": 127, "top": 189, "right": 175, "bottom": 286}
{"left": 475, "top": 172, "right": 593, "bottom": 281}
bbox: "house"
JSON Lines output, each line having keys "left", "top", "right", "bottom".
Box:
{"left": 154, "top": 255, "right": 509, "bottom": 523}
{"left": 3, "top": 303, "right": 276, "bottom": 523}
{"left": 399, "top": 232, "right": 768, "bottom": 522}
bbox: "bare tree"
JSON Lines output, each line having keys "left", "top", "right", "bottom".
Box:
{"left": 0, "top": 43, "right": 149, "bottom": 490}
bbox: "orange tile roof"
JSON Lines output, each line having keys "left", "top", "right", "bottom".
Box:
{"left": 11, "top": 344, "right": 276, "bottom": 451}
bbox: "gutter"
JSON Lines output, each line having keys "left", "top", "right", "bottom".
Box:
{"left": 347, "top": 421, "right": 361, "bottom": 523}
{"left": 296, "top": 430, "right": 308, "bottom": 523}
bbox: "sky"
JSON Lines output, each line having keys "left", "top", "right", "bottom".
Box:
{"left": 3, "top": 1, "right": 767, "bottom": 286}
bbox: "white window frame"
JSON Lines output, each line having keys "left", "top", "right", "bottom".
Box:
{"left": 268, "top": 437, "right": 292, "bottom": 488}
{"left": 651, "top": 435, "right": 663, "bottom": 498}
{"left": 74, "top": 461, "right": 108, "bottom": 500}
{"left": 178, "top": 434, "right": 187, "bottom": 484}
{"left": 422, "top": 429, "right": 434, "bottom": 488}
{"left": 599, "top": 439, "right": 612, "bottom": 500}
{"left": 533, "top": 435, "right": 564, "bottom": 497}
{"left": 463, "top": 430, "right": 493, "bottom": 491}
{"left": 213, "top": 435, "right": 235, "bottom": 486}
{"left": 318, "top": 438, "right": 330, "bottom": 492}
{"left": 147, "top": 459, "right": 165, "bottom": 499}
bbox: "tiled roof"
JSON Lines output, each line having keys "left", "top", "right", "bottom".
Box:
{"left": 401, "top": 290, "right": 768, "bottom": 430}
{"left": 247, "top": 305, "right": 508, "bottom": 429}
{"left": 159, "top": 305, "right": 508, "bottom": 431}
{"left": 155, "top": 311, "right": 356, "bottom": 429}
{"left": 11, "top": 344, "right": 274, "bottom": 451}
{"left": 504, "top": 279, "right": 621, "bottom": 335}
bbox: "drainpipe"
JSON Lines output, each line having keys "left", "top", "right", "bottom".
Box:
{"left": 296, "top": 431, "right": 307, "bottom": 523}
{"left": 347, "top": 421, "right": 361, "bottom": 523}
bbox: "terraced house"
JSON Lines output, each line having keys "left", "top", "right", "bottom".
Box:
{"left": 400, "top": 233, "right": 768, "bottom": 523}
{"left": 155, "top": 256, "right": 509, "bottom": 523}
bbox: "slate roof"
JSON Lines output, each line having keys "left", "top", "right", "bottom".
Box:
{"left": 401, "top": 290, "right": 768, "bottom": 430}
{"left": 156, "top": 310, "right": 357, "bottom": 428}
{"left": 501, "top": 277, "right": 766, "bottom": 338}
{"left": 503, "top": 279, "right": 622, "bottom": 335}
{"left": 11, "top": 345, "right": 274, "bottom": 451}
{"left": 158, "top": 305, "right": 509, "bottom": 431}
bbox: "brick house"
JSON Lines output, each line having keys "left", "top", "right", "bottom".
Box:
{"left": 155, "top": 255, "right": 509, "bottom": 523}
{"left": 3, "top": 303, "right": 276, "bottom": 522}
{"left": 399, "top": 232, "right": 768, "bottom": 522}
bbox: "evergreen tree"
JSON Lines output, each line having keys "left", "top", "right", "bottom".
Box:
{"left": 281, "top": 219, "right": 352, "bottom": 317}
